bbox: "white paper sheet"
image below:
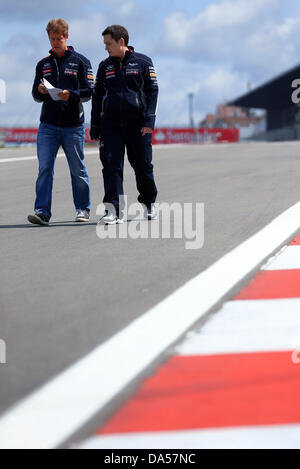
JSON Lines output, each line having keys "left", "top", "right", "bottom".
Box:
{"left": 43, "top": 79, "right": 63, "bottom": 101}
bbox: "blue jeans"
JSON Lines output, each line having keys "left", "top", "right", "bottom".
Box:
{"left": 34, "top": 123, "right": 90, "bottom": 219}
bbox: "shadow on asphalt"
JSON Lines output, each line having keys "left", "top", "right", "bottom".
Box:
{"left": 0, "top": 222, "right": 98, "bottom": 228}
{"left": 0, "top": 218, "right": 152, "bottom": 228}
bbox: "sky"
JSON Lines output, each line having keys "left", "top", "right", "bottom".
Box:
{"left": 1, "top": 0, "right": 300, "bottom": 127}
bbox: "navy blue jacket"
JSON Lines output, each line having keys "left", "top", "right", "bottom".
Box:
{"left": 32, "top": 47, "right": 94, "bottom": 127}
{"left": 91, "top": 47, "right": 158, "bottom": 131}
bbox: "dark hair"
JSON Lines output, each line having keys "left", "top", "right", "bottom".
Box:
{"left": 102, "top": 25, "right": 129, "bottom": 46}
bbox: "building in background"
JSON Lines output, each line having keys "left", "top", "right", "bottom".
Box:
{"left": 200, "top": 104, "right": 265, "bottom": 140}
{"left": 0, "top": 80, "right": 6, "bottom": 146}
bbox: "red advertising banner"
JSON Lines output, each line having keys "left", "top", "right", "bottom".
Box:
{"left": 0, "top": 127, "right": 239, "bottom": 144}
{"left": 84, "top": 128, "right": 95, "bottom": 144}
{"left": 0, "top": 127, "right": 38, "bottom": 143}
{"left": 0, "top": 128, "right": 92, "bottom": 143}
{"left": 152, "top": 127, "right": 239, "bottom": 145}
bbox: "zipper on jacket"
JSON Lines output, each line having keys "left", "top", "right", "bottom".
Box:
{"left": 54, "top": 57, "right": 62, "bottom": 125}
{"left": 120, "top": 61, "right": 124, "bottom": 127}
{"left": 54, "top": 58, "right": 60, "bottom": 83}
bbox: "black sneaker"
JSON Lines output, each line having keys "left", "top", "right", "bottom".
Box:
{"left": 27, "top": 213, "right": 50, "bottom": 226}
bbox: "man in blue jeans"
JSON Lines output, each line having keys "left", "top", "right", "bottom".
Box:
{"left": 28, "top": 18, "right": 94, "bottom": 226}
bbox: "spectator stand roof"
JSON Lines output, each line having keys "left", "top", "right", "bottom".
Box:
{"left": 229, "top": 64, "right": 300, "bottom": 110}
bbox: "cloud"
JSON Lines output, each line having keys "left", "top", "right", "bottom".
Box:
{"left": 160, "top": 0, "right": 276, "bottom": 48}
{"left": 0, "top": 0, "right": 86, "bottom": 21}
{"left": 0, "top": 79, "right": 39, "bottom": 127}
{"left": 68, "top": 4, "right": 151, "bottom": 65}
{"left": 0, "top": 0, "right": 145, "bottom": 26}
{"left": 155, "top": 58, "right": 249, "bottom": 126}
{"left": 156, "top": 0, "right": 300, "bottom": 82}
{"left": 2, "top": 0, "right": 300, "bottom": 127}
{"left": 0, "top": 1, "right": 152, "bottom": 127}
{"left": 68, "top": 13, "right": 107, "bottom": 61}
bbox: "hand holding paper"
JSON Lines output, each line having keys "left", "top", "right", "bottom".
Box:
{"left": 43, "top": 79, "right": 63, "bottom": 101}
{"left": 58, "top": 90, "right": 70, "bottom": 101}
{"left": 38, "top": 82, "right": 48, "bottom": 95}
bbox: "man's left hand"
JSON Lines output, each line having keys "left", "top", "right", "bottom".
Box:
{"left": 58, "top": 90, "right": 70, "bottom": 101}
{"left": 141, "top": 127, "right": 153, "bottom": 136}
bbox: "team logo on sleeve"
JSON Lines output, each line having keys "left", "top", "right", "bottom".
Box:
{"left": 87, "top": 68, "right": 94, "bottom": 81}
{"left": 149, "top": 66, "right": 157, "bottom": 80}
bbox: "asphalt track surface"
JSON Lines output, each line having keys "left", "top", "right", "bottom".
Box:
{"left": 1, "top": 141, "right": 300, "bottom": 445}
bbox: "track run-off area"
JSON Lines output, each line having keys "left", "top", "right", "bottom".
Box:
{"left": 1, "top": 141, "right": 300, "bottom": 448}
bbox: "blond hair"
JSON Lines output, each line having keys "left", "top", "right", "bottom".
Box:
{"left": 46, "top": 18, "right": 69, "bottom": 37}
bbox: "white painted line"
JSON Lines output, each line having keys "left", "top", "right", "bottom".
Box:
{"left": 263, "top": 246, "right": 300, "bottom": 270}
{"left": 0, "top": 143, "right": 226, "bottom": 164}
{"left": 0, "top": 150, "right": 99, "bottom": 164}
{"left": 177, "top": 299, "right": 300, "bottom": 356}
{"left": 0, "top": 202, "right": 300, "bottom": 449}
{"left": 0, "top": 156, "right": 38, "bottom": 163}
{"left": 77, "top": 424, "right": 300, "bottom": 449}
{"left": 260, "top": 245, "right": 288, "bottom": 270}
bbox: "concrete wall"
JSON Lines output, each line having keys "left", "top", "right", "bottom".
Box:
{"left": 249, "top": 123, "right": 300, "bottom": 142}
{"left": 0, "top": 130, "right": 5, "bottom": 147}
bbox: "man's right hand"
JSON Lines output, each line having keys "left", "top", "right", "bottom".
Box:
{"left": 38, "top": 83, "right": 48, "bottom": 95}
{"left": 90, "top": 126, "right": 100, "bottom": 141}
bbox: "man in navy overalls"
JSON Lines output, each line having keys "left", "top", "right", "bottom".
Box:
{"left": 90, "top": 24, "right": 158, "bottom": 224}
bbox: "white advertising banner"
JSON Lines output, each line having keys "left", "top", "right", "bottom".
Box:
{"left": 0, "top": 80, "right": 6, "bottom": 104}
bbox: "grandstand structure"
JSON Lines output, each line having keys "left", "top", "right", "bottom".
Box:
{"left": 229, "top": 64, "right": 300, "bottom": 141}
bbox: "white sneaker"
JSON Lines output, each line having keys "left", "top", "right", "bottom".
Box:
{"left": 75, "top": 209, "right": 90, "bottom": 222}
{"left": 98, "top": 211, "right": 124, "bottom": 225}
{"left": 144, "top": 204, "right": 157, "bottom": 220}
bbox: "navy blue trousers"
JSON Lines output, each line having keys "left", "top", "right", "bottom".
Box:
{"left": 99, "top": 123, "right": 158, "bottom": 216}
